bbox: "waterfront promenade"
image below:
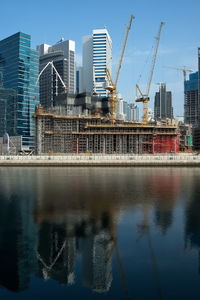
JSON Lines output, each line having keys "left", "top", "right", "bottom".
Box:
{"left": 0, "top": 154, "right": 200, "bottom": 166}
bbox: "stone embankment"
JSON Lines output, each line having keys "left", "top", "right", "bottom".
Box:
{"left": 0, "top": 154, "right": 200, "bottom": 166}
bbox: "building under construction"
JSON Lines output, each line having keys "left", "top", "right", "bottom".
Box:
{"left": 34, "top": 19, "right": 182, "bottom": 156}
{"left": 34, "top": 105, "right": 179, "bottom": 155}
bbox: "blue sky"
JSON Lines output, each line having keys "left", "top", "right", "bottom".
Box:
{"left": 1, "top": 0, "right": 200, "bottom": 116}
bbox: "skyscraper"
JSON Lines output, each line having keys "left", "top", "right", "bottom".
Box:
{"left": 37, "top": 39, "right": 76, "bottom": 107}
{"left": 154, "top": 83, "right": 173, "bottom": 120}
{"left": 198, "top": 48, "right": 200, "bottom": 123}
{"left": 0, "top": 83, "right": 16, "bottom": 137}
{"left": 0, "top": 32, "right": 39, "bottom": 149}
{"left": 82, "top": 29, "right": 112, "bottom": 97}
{"left": 192, "top": 49, "right": 200, "bottom": 150}
{"left": 184, "top": 72, "right": 198, "bottom": 125}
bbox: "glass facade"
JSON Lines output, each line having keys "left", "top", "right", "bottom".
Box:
{"left": 92, "top": 30, "right": 112, "bottom": 97}
{"left": 184, "top": 72, "right": 199, "bottom": 125}
{"left": 0, "top": 32, "right": 39, "bottom": 148}
{"left": 0, "top": 86, "right": 16, "bottom": 137}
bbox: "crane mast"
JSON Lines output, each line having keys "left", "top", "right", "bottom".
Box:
{"left": 105, "top": 15, "right": 134, "bottom": 122}
{"left": 136, "top": 22, "right": 165, "bottom": 124}
{"left": 115, "top": 14, "right": 134, "bottom": 87}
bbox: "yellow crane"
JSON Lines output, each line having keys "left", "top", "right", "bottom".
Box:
{"left": 105, "top": 14, "right": 134, "bottom": 122}
{"left": 135, "top": 22, "right": 165, "bottom": 124}
{"left": 163, "top": 65, "right": 193, "bottom": 82}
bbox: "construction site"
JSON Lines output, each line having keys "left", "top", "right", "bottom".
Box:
{"left": 34, "top": 17, "right": 183, "bottom": 156}
{"left": 34, "top": 105, "right": 179, "bottom": 155}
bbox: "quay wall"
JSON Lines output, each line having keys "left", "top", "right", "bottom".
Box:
{"left": 0, "top": 154, "right": 200, "bottom": 166}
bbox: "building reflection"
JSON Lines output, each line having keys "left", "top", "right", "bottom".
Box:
{"left": 35, "top": 210, "right": 115, "bottom": 293}
{"left": 0, "top": 167, "right": 184, "bottom": 294}
{"left": 36, "top": 222, "right": 76, "bottom": 284}
{"left": 185, "top": 174, "right": 200, "bottom": 272}
{"left": 0, "top": 189, "right": 38, "bottom": 291}
{"left": 151, "top": 170, "right": 181, "bottom": 234}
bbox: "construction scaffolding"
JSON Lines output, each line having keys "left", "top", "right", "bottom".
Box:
{"left": 34, "top": 105, "right": 180, "bottom": 155}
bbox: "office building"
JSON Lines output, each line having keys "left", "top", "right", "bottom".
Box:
{"left": 82, "top": 29, "right": 112, "bottom": 97}
{"left": 198, "top": 48, "right": 200, "bottom": 115}
{"left": 184, "top": 72, "right": 198, "bottom": 125}
{"left": 0, "top": 32, "right": 39, "bottom": 149}
{"left": 117, "top": 99, "right": 139, "bottom": 121}
{"left": 154, "top": 83, "right": 173, "bottom": 120}
{"left": 76, "top": 67, "right": 83, "bottom": 94}
{"left": 37, "top": 39, "right": 75, "bottom": 107}
{"left": 129, "top": 103, "right": 139, "bottom": 121}
{"left": 192, "top": 49, "right": 200, "bottom": 150}
{"left": 0, "top": 71, "right": 16, "bottom": 137}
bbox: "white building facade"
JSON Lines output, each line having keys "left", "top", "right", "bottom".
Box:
{"left": 82, "top": 29, "right": 112, "bottom": 97}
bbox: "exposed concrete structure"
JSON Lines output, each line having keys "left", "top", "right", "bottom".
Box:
{"left": 179, "top": 123, "right": 193, "bottom": 152}
{"left": 34, "top": 105, "right": 179, "bottom": 155}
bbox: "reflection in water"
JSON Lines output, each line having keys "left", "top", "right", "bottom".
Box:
{"left": 185, "top": 173, "right": 200, "bottom": 273}
{"left": 36, "top": 212, "right": 114, "bottom": 293}
{"left": 152, "top": 170, "right": 180, "bottom": 234}
{"left": 0, "top": 167, "right": 199, "bottom": 298}
{"left": 0, "top": 181, "right": 37, "bottom": 291}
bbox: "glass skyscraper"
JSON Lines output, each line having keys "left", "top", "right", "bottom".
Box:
{"left": 0, "top": 32, "right": 39, "bottom": 149}
{"left": 184, "top": 72, "right": 198, "bottom": 125}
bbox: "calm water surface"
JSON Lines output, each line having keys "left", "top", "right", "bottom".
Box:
{"left": 0, "top": 167, "right": 200, "bottom": 299}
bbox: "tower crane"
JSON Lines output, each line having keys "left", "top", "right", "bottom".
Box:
{"left": 135, "top": 22, "right": 165, "bottom": 124}
{"left": 163, "top": 66, "right": 193, "bottom": 82}
{"left": 105, "top": 14, "right": 134, "bottom": 122}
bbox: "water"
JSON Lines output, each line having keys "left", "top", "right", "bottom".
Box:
{"left": 0, "top": 167, "right": 200, "bottom": 299}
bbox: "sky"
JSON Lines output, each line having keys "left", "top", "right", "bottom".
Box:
{"left": 1, "top": 0, "right": 200, "bottom": 117}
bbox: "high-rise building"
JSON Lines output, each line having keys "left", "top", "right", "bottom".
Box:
{"left": 0, "top": 32, "right": 39, "bottom": 149}
{"left": 198, "top": 48, "right": 200, "bottom": 123}
{"left": 154, "top": 83, "right": 173, "bottom": 120}
{"left": 0, "top": 85, "right": 16, "bottom": 137}
{"left": 129, "top": 103, "right": 139, "bottom": 121}
{"left": 76, "top": 67, "right": 83, "bottom": 94}
{"left": 192, "top": 49, "right": 200, "bottom": 150}
{"left": 82, "top": 29, "right": 112, "bottom": 97}
{"left": 37, "top": 39, "right": 75, "bottom": 107}
{"left": 184, "top": 72, "right": 198, "bottom": 125}
{"left": 116, "top": 99, "right": 139, "bottom": 121}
